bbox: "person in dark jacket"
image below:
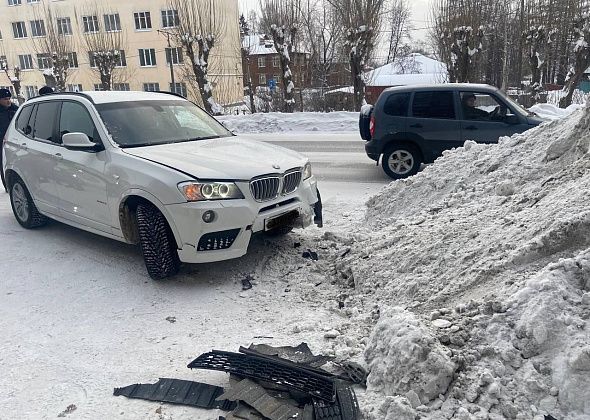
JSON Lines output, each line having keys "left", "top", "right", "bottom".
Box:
{"left": 0, "top": 88, "right": 18, "bottom": 192}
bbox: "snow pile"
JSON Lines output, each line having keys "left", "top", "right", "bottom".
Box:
{"left": 309, "top": 105, "right": 590, "bottom": 418}
{"left": 530, "top": 102, "right": 584, "bottom": 120}
{"left": 218, "top": 111, "right": 358, "bottom": 133}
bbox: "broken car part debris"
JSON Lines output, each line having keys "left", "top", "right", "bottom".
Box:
{"left": 302, "top": 249, "right": 319, "bottom": 261}
{"left": 115, "top": 344, "right": 360, "bottom": 420}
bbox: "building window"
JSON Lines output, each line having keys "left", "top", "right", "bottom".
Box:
{"left": 67, "top": 84, "right": 83, "bottom": 92}
{"left": 18, "top": 54, "right": 33, "bottom": 70}
{"left": 115, "top": 50, "right": 126, "bottom": 67}
{"left": 104, "top": 14, "right": 121, "bottom": 32}
{"left": 272, "top": 56, "right": 279, "bottom": 67}
{"left": 93, "top": 84, "right": 106, "bottom": 91}
{"left": 37, "top": 53, "right": 51, "bottom": 69}
{"left": 57, "top": 17, "right": 72, "bottom": 35}
{"left": 161, "top": 9, "right": 179, "bottom": 28}
{"left": 30, "top": 20, "right": 46, "bottom": 37}
{"left": 143, "top": 82, "right": 160, "bottom": 92}
{"left": 170, "top": 82, "right": 187, "bottom": 97}
{"left": 26, "top": 0, "right": 40, "bottom": 3}
{"left": 88, "top": 52, "right": 97, "bottom": 68}
{"left": 82, "top": 15, "right": 100, "bottom": 33}
{"left": 113, "top": 83, "right": 130, "bottom": 91}
{"left": 8, "top": 0, "right": 21, "bottom": 5}
{"left": 139, "top": 48, "right": 156, "bottom": 66}
{"left": 25, "top": 85, "right": 38, "bottom": 99}
{"left": 134, "top": 11, "right": 152, "bottom": 30}
{"left": 259, "top": 74, "right": 266, "bottom": 85}
{"left": 67, "top": 52, "right": 78, "bottom": 68}
{"left": 12, "top": 22, "right": 27, "bottom": 38}
{"left": 258, "top": 57, "right": 265, "bottom": 68}
{"left": 0, "top": 56, "right": 7, "bottom": 69}
{"left": 165, "top": 47, "right": 183, "bottom": 65}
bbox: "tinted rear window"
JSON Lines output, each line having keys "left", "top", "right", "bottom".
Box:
{"left": 383, "top": 92, "right": 411, "bottom": 116}
{"left": 412, "top": 91, "right": 455, "bottom": 119}
{"left": 32, "top": 102, "right": 60, "bottom": 143}
{"left": 16, "top": 105, "right": 34, "bottom": 135}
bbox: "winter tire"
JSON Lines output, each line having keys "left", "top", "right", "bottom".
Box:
{"left": 136, "top": 202, "right": 180, "bottom": 280}
{"left": 9, "top": 178, "right": 47, "bottom": 229}
{"left": 382, "top": 144, "right": 421, "bottom": 179}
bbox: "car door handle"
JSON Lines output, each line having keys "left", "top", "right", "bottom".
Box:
{"left": 54, "top": 153, "right": 63, "bottom": 160}
{"left": 465, "top": 126, "right": 478, "bottom": 130}
{"left": 409, "top": 123, "right": 423, "bottom": 128}
{"left": 20, "top": 142, "right": 28, "bottom": 150}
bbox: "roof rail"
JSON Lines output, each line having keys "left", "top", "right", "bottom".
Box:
{"left": 32, "top": 91, "right": 96, "bottom": 104}
{"left": 154, "top": 90, "right": 187, "bottom": 100}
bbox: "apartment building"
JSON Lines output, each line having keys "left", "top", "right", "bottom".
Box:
{"left": 0, "top": 0, "right": 242, "bottom": 106}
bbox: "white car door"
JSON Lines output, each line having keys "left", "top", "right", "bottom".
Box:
{"left": 53, "top": 101, "right": 112, "bottom": 233}
{"left": 18, "top": 102, "right": 62, "bottom": 216}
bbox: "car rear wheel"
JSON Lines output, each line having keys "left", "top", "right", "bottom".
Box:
{"left": 382, "top": 144, "right": 421, "bottom": 179}
{"left": 9, "top": 178, "right": 47, "bottom": 229}
{"left": 136, "top": 202, "right": 180, "bottom": 280}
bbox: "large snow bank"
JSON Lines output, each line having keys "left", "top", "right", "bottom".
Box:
{"left": 530, "top": 102, "right": 584, "bottom": 121}
{"left": 218, "top": 112, "right": 358, "bottom": 133}
{"left": 309, "top": 105, "right": 590, "bottom": 418}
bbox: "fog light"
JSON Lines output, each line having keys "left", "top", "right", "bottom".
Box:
{"left": 202, "top": 210, "right": 216, "bottom": 223}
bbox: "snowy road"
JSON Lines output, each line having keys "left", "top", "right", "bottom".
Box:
{"left": 243, "top": 132, "right": 393, "bottom": 183}
{"left": 0, "top": 133, "right": 388, "bottom": 419}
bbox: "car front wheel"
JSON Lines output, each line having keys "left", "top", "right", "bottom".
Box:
{"left": 9, "top": 178, "right": 47, "bottom": 229}
{"left": 136, "top": 202, "right": 180, "bottom": 280}
{"left": 382, "top": 144, "right": 421, "bottom": 179}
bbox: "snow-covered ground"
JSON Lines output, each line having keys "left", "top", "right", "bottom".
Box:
{"left": 3, "top": 104, "right": 590, "bottom": 419}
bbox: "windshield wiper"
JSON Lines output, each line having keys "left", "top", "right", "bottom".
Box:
{"left": 180, "top": 135, "right": 222, "bottom": 142}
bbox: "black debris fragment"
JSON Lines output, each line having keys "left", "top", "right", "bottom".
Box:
{"left": 223, "top": 402, "right": 266, "bottom": 420}
{"left": 113, "top": 378, "right": 236, "bottom": 411}
{"left": 313, "top": 381, "right": 360, "bottom": 420}
{"left": 218, "top": 378, "right": 304, "bottom": 420}
{"left": 188, "top": 350, "right": 336, "bottom": 402}
{"left": 335, "top": 362, "right": 368, "bottom": 386}
{"left": 302, "top": 249, "right": 319, "bottom": 261}
{"left": 165, "top": 316, "right": 176, "bottom": 323}
{"left": 246, "top": 342, "right": 333, "bottom": 368}
{"left": 241, "top": 275, "right": 253, "bottom": 291}
{"left": 294, "top": 242, "right": 301, "bottom": 248}
{"left": 340, "top": 248, "right": 351, "bottom": 258}
{"left": 57, "top": 404, "right": 77, "bottom": 417}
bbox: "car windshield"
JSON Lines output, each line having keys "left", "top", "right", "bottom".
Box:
{"left": 499, "top": 93, "right": 530, "bottom": 116}
{"left": 95, "top": 100, "right": 232, "bottom": 148}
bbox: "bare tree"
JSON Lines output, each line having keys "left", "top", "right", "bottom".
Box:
{"left": 168, "top": 0, "right": 225, "bottom": 115}
{"left": 300, "top": 0, "right": 345, "bottom": 109}
{"left": 1, "top": 57, "right": 24, "bottom": 104}
{"left": 560, "top": 14, "right": 590, "bottom": 108}
{"left": 329, "top": 0, "right": 386, "bottom": 111}
{"left": 31, "top": 5, "right": 76, "bottom": 92}
{"left": 79, "top": 7, "right": 126, "bottom": 91}
{"left": 385, "top": 0, "right": 412, "bottom": 64}
{"left": 523, "top": 25, "right": 557, "bottom": 103}
{"left": 240, "top": 15, "right": 257, "bottom": 113}
{"left": 260, "top": 0, "right": 302, "bottom": 113}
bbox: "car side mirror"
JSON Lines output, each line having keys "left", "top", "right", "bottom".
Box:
{"left": 62, "top": 132, "right": 102, "bottom": 151}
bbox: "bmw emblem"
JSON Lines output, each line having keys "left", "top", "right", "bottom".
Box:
{"left": 272, "top": 164, "right": 280, "bottom": 170}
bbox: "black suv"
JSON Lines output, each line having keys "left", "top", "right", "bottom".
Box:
{"left": 360, "top": 84, "right": 544, "bottom": 179}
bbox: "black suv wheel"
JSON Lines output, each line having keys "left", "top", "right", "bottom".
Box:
{"left": 382, "top": 144, "right": 421, "bottom": 179}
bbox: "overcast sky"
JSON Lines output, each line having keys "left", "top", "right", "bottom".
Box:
{"left": 238, "top": 0, "right": 433, "bottom": 43}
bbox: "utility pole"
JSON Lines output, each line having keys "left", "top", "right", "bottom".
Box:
{"left": 158, "top": 29, "right": 176, "bottom": 92}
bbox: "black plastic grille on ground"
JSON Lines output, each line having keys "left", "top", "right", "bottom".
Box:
{"left": 197, "top": 228, "right": 241, "bottom": 251}
{"left": 113, "top": 378, "right": 236, "bottom": 411}
{"left": 313, "top": 381, "right": 360, "bottom": 420}
{"left": 188, "top": 350, "right": 336, "bottom": 402}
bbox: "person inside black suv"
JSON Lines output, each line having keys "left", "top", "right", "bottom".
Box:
{"left": 461, "top": 93, "right": 490, "bottom": 120}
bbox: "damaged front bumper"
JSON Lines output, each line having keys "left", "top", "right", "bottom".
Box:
{"left": 169, "top": 178, "right": 322, "bottom": 264}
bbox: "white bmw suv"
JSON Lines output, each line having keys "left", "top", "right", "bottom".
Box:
{"left": 2, "top": 91, "right": 321, "bottom": 279}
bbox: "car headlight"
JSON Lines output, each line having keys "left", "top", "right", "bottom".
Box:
{"left": 303, "top": 162, "right": 312, "bottom": 180}
{"left": 178, "top": 181, "right": 244, "bottom": 201}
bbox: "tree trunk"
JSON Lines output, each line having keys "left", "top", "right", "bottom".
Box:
{"left": 270, "top": 25, "right": 296, "bottom": 113}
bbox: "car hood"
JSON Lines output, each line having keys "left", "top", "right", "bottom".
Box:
{"left": 122, "top": 135, "right": 307, "bottom": 180}
{"left": 527, "top": 115, "right": 546, "bottom": 126}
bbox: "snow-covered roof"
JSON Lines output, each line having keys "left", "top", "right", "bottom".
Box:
{"left": 325, "top": 86, "right": 354, "bottom": 95}
{"left": 242, "top": 33, "right": 308, "bottom": 56}
{"left": 365, "top": 53, "right": 448, "bottom": 87}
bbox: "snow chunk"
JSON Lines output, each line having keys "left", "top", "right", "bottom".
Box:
{"left": 365, "top": 308, "right": 457, "bottom": 404}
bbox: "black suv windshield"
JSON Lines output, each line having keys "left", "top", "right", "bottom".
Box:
{"left": 95, "top": 100, "right": 232, "bottom": 147}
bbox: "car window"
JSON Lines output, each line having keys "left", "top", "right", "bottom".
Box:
{"left": 383, "top": 92, "right": 410, "bottom": 116}
{"left": 16, "top": 105, "right": 34, "bottom": 136}
{"left": 412, "top": 91, "right": 455, "bottom": 119}
{"left": 32, "top": 102, "right": 60, "bottom": 143}
{"left": 59, "top": 102, "right": 100, "bottom": 143}
{"left": 96, "top": 100, "right": 232, "bottom": 148}
{"left": 460, "top": 92, "right": 515, "bottom": 122}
